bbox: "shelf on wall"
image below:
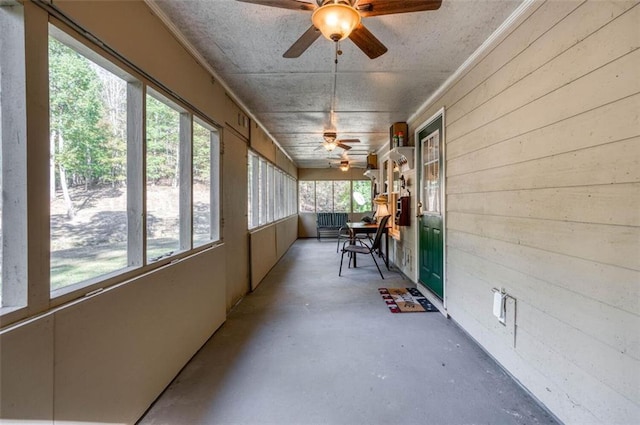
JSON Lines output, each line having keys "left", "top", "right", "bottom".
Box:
{"left": 363, "top": 169, "right": 378, "bottom": 180}
{"left": 388, "top": 147, "right": 415, "bottom": 172}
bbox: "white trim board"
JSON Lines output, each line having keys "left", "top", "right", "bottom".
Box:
{"left": 413, "top": 107, "right": 447, "bottom": 312}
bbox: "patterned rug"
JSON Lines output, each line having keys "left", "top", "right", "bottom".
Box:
{"left": 378, "top": 287, "right": 439, "bottom": 313}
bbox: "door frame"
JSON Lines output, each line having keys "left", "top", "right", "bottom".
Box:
{"left": 414, "top": 107, "right": 447, "bottom": 313}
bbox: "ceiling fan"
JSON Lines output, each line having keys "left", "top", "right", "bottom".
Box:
{"left": 316, "top": 131, "right": 360, "bottom": 151}
{"left": 328, "top": 149, "right": 367, "bottom": 171}
{"left": 236, "top": 0, "right": 442, "bottom": 59}
{"left": 328, "top": 156, "right": 367, "bottom": 171}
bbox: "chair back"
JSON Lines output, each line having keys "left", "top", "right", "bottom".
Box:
{"left": 334, "top": 213, "right": 349, "bottom": 228}
{"left": 371, "top": 215, "right": 391, "bottom": 251}
{"left": 317, "top": 212, "right": 333, "bottom": 227}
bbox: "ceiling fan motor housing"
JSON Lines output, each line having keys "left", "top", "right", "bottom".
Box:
{"left": 323, "top": 132, "right": 337, "bottom": 143}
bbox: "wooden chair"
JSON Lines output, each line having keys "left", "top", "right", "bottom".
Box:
{"left": 339, "top": 215, "right": 391, "bottom": 279}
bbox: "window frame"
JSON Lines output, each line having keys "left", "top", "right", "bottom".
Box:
{"left": 298, "top": 180, "right": 373, "bottom": 214}
{"left": 192, "top": 116, "right": 221, "bottom": 247}
{"left": 0, "top": 2, "right": 28, "bottom": 314}
{"left": 0, "top": 18, "right": 226, "bottom": 323}
{"left": 247, "top": 149, "right": 297, "bottom": 231}
{"left": 145, "top": 87, "right": 187, "bottom": 263}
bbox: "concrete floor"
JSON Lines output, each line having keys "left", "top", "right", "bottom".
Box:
{"left": 139, "top": 239, "right": 557, "bottom": 425}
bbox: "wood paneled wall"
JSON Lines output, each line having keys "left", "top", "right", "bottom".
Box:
{"left": 409, "top": 1, "right": 639, "bottom": 423}
{"left": 250, "top": 216, "right": 298, "bottom": 290}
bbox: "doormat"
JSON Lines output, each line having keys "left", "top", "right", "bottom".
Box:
{"left": 378, "top": 288, "right": 439, "bottom": 313}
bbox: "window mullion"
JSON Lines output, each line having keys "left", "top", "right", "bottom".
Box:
{"left": 210, "top": 131, "right": 220, "bottom": 241}
{"left": 179, "top": 112, "right": 192, "bottom": 251}
{"left": 128, "top": 81, "right": 144, "bottom": 267}
{"left": 332, "top": 181, "right": 335, "bottom": 213}
{"left": 1, "top": 3, "right": 28, "bottom": 311}
{"left": 350, "top": 181, "right": 354, "bottom": 213}
{"left": 250, "top": 155, "right": 258, "bottom": 228}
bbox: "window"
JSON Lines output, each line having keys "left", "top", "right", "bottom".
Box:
{"left": 4, "top": 11, "right": 224, "bottom": 321}
{"left": 193, "top": 118, "right": 220, "bottom": 247}
{"left": 47, "top": 27, "right": 222, "bottom": 298}
{"left": 248, "top": 152, "right": 259, "bottom": 228}
{"left": 299, "top": 181, "right": 315, "bottom": 213}
{"left": 352, "top": 180, "right": 372, "bottom": 213}
{"left": 267, "top": 163, "right": 274, "bottom": 223}
{"left": 145, "top": 90, "right": 183, "bottom": 262}
{"left": 315, "top": 181, "right": 333, "bottom": 212}
{"left": 333, "top": 180, "right": 350, "bottom": 212}
{"left": 259, "top": 158, "right": 267, "bottom": 226}
{"left": 247, "top": 150, "right": 297, "bottom": 229}
{"left": 1, "top": 2, "right": 27, "bottom": 309}
{"left": 49, "top": 31, "right": 131, "bottom": 291}
{"left": 298, "top": 180, "right": 372, "bottom": 213}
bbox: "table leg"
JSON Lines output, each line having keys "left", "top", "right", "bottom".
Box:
{"left": 350, "top": 229, "right": 357, "bottom": 268}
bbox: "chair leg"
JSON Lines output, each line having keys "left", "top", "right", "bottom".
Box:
{"left": 370, "top": 252, "right": 384, "bottom": 279}
{"left": 339, "top": 250, "right": 345, "bottom": 276}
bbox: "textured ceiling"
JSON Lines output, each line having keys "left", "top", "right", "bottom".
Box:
{"left": 151, "top": 0, "right": 522, "bottom": 168}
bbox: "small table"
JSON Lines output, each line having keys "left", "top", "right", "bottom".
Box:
{"left": 347, "top": 221, "right": 390, "bottom": 270}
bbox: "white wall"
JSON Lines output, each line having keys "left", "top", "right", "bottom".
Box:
{"left": 409, "top": 1, "right": 640, "bottom": 423}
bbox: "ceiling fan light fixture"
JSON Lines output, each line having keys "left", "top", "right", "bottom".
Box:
{"left": 325, "top": 141, "right": 337, "bottom": 151}
{"left": 312, "top": 3, "right": 361, "bottom": 42}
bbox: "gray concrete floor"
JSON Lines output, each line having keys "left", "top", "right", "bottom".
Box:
{"left": 139, "top": 239, "right": 557, "bottom": 425}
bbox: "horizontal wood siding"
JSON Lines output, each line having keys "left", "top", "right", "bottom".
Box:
{"left": 410, "top": 1, "right": 640, "bottom": 423}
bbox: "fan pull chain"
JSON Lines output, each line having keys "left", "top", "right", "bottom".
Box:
{"left": 334, "top": 41, "right": 343, "bottom": 64}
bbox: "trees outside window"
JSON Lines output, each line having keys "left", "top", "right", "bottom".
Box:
{"left": 315, "top": 181, "right": 333, "bottom": 212}
{"left": 298, "top": 180, "right": 372, "bottom": 213}
{"left": 49, "top": 33, "right": 222, "bottom": 289}
{"left": 352, "top": 180, "right": 372, "bottom": 213}
{"left": 299, "top": 181, "right": 315, "bottom": 213}
{"left": 333, "top": 181, "right": 350, "bottom": 212}
{"left": 193, "top": 119, "right": 219, "bottom": 247}
{"left": 145, "top": 91, "right": 182, "bottom": 262}
{"left": 49, "top": 35, "right": 130, "bottom": 290}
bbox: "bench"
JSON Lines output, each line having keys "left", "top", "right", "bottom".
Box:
{"left": 316, "top": 212, "right": 349, "bottom": 240}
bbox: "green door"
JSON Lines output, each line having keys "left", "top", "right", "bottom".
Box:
{"left": 418, "top": 117, "right": 444, "bottom": 299}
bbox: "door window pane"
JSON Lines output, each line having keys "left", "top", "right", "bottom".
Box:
{"left": 424, "top": 132, "right": 441, "bottom": 214}
{"left": 146, "top": 91, "right": 180, "bottom": 261}
{"left": 49, "top": 34, "right": 129, "bottom": 290}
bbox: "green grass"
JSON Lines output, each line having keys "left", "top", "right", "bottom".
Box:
{"left": 50, "top": 238, "right": 179, "bottom": 290}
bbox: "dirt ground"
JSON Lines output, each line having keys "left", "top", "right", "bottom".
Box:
{"left": 50, "top": 183, "right": 211, "bottom": 252}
